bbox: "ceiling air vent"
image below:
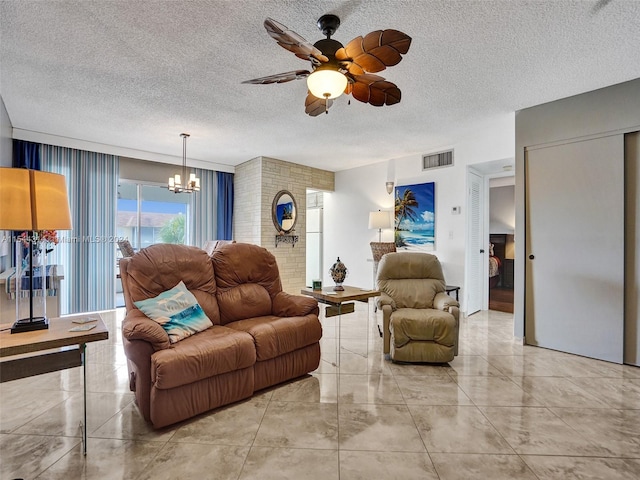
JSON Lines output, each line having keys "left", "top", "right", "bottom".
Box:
{"left": 422, "top": 150, "right": 453, "bottom": 170}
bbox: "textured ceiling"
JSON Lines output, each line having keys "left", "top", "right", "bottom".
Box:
{"left": 1, "top": 0, "right": 640, "bottom": 172}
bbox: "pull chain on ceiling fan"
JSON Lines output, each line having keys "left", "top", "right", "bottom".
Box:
{"left": 242, "top": 14, "right": 412, "bottom": 116}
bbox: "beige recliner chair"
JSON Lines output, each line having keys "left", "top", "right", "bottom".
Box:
{"left": 376, "top": 252, "right": 460, "bottom": 363}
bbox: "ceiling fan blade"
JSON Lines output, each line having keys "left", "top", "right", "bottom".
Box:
{"left": 242, "top": 70, "right": 311, "bottom": 85}
{"left": 349, "top": 74, "right": 401, "bottom": 106}
{"left": 305, "top": 92, "right": 333, "bottom": 116}
{"left": 264, "top": 18, "right": 329, "bottom": 63}
{"left": 336, "top": 29, "right": 412, "bottom": 74}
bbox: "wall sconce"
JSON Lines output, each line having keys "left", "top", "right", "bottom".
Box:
{"left": 385, "top": 181, "right": 394, "bottom": 195}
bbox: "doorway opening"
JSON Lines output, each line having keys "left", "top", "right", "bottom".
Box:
{"left": 488, "top": 178, "right": 515, "bottom": 313}
{"left": 465, "top": 159, "right": 514, "bottom": 316}
{"left": 306, "top": 190, "right": 324, "bottom": 288}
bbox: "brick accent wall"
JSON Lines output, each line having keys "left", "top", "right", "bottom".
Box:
{"left": 234, "top": 156, "right": 334, "bottom": 293}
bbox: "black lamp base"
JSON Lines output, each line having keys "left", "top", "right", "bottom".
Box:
{"left": 11, "top": 316, "right": 49, "bottom": 334}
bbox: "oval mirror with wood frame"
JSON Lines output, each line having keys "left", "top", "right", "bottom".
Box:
{"left": 272, "top": 190, "right": 297, "bottom": 234}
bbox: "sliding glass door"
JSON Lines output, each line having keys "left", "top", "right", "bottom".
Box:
{"left": 117, "top": 183, "right": 191, "bottom": 251}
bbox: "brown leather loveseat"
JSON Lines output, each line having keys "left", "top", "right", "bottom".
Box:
{"left": 120, "top": 242, "right": 322, "bottom": 428}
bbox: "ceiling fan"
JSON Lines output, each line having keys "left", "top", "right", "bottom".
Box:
{"left": 242, "top": 15, "right": 412, "bottom": 116}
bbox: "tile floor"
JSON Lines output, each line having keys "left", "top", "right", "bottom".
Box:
{"left": 1, "top": 305, "right": 640, "bottom": 479}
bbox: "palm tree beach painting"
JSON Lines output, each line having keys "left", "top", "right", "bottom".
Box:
{"left": 395, "top": 182, "right": 435, "bottom": 251}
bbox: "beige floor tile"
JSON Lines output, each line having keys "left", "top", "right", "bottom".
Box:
{"left": 90, "top": 402, "right": 176, "bottom": 442}
{"left": 336, "top": 352, "right": 392, "bottom": 375}
{"left": 567, "top": 377, "right": 640, "bottom": 409}
{"left": 0, "top": 387, "right": 72, "bottom": 433}
{"left": 394, "top": 374, "right": 474, "bottom": 405}
{"left": 253, "top": 401, "right": 338, "bottom": 449}
{"left": 485, "top": 355, "right": 561, "bottom": 377}
{"left": 446, "top": 355, "right": 504, "bottom": 377}
{"left": 454, "top": 375, "right": 542, "bottom": 407}
{"left": 15, "top": 391, "right": 134, "bottom": 436}
{"left": 338, "top": 404, "right": 425, "bottom": 452}
{"left": 409, "top": 405, "right": 515, "bottom": 454}
{"left": 430, "top": 453, "right": 539, "bottom": 480}
{"left": 0, "top": 433, "right": 78, "bottom": 479}
{"left": 339, "top": 450, "right": 438, "bottom": 480}
{"left": 550, "top": 407, "right": 640, "bottom": 457}
{"left": 512, "top": 376, "right": 610, "bottom": 408}
{"left": 170, "top": 396, "right": 269, "bottom": 446}
{"left": 36, "top": 437, "right": 164, "bottom": 480}
{"left": 387, "top": 362, "right": 451, "bottom": 376}
{"left": 137, "top": 443, "right": 250, "bottom": 480}
{"left": 338, "top": 374, "right": 404, "bottom": 404}
{"left": 239, "top": 446, "right": 339, "bottom": 480}
{"left": 270, "top": 373, "right": 338, "bottom": 403}
{"left": 3, "top": 307, "right": 639, "bottom": 478}
{"left": 480, "top": 406, "right": 612, "bottom": 456}
{"left": 88, "top": 343, "right": 129, "bottom": 367}
{"left": 522, "top": 455, "right": 640, "bottom": 480}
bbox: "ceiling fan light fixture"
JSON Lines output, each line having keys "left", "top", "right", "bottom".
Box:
{"left": 307, "top": 68, "right": 347, "bottom": 100}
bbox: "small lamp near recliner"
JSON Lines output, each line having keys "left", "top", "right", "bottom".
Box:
{"left": 368, "top": 210, "right": 392, "bottom": 242}
{"left": 0, "top": 168, "right": 72, "bottom": 333}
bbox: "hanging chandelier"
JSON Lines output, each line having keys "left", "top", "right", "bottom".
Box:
{"left": 168, "top": 133, "right": 200, "bottom": 193}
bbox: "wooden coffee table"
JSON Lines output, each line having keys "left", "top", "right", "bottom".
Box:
{"left": 301, "top": 285, "right": 380, "bottom": 367}
{"left": 0, "top": 313, "right": 109, "bottom": 454}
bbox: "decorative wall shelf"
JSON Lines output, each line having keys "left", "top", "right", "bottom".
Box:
{"left": 275, "top": 235, "right": 299, "bottom": 248}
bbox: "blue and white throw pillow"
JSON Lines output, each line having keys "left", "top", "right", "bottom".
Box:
{"left": 134, "top": 281, "right": 212, "bottom": 343}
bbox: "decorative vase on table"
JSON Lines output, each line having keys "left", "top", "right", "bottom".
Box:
{"left": 329, "top": 257, "right": 348, "bottom": 291}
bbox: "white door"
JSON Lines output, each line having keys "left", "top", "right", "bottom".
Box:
{"left": 625, "top": 131, "right": 640, "bottom": 366}
{"left": 525, "top": 135, "right": 624, "bottom": 363}
{"left": 466, "top": 170, "right": 484, "bottom": 315}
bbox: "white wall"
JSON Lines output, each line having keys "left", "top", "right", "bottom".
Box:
{"left": 324, "top": 113, "right": 515, "bottom": 307}
{"left": 0, "top": 95, "right": 13, "bottom": 273}
{"left": 0, "top": 95, "right": 12, "bottom": 167}
{"left": 489, "top": 185, "right": 515, "bottom": 234}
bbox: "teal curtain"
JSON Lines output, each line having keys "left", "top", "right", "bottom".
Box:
{"left": 188, "top": 168, "right": 217, "bottom": 248}
{"left": 41, "top": 145, "right": 119, "bottom": 314}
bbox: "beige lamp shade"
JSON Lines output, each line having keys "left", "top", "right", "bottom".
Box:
{"left": 368, "top": 210, "right": 392, "bottom": 230}
{"left": 0, "top": 168, "right": 72, "bottom": 230}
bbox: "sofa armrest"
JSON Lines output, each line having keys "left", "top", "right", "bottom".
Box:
{"left": 381, "top": 304, "right": 393, "bottom": 354}
{"left": 434, "top": 292, "right": 459, "bottom": 311}
{"left": 122, "top": 309, "right": 171, "bottom": 351}
{"left": 376, "top": 292, "right": 396, "bottom": 310}
{"left": 434, "top": 293, "right": 460, "bottom": 356}
{"left": 273, "top": 291, "right": 319, "bottom": 317}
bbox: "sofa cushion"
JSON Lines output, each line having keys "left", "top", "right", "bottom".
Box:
{"left": 121, "top": 244, "right": 221, "bottom": 325}
{"left": 378, "top": 278, "right": 442, "bottom": 309}
{"left": 377, "top": 252, "right": 446, "bottom": 309}
{"left": 216, "top": 283, "right": 273, "bottom": 324}
{"left": 151, "top": 326, "right": 256, "bottom": 390}
{"left": 390, "top": 308, "right": 456, "bottom": 348}
{"left": 212, "top": 243, "right": 284, "bottom": 324}
{"left": 227, "top": 314, "right": 322, "bottom": 361}
{"left": 134, "top": 281, "right": 213, "bottom": 344}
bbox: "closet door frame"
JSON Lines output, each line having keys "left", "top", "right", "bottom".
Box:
{"left": 524, "top": 134, "right": 624, "bottom": 363}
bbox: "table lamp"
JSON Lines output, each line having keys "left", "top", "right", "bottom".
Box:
{"left": 368, "top": 210, "right": 392, "bottom": 242}
{"left": 0, "top": 168, "right": 72, "bottom": 333}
